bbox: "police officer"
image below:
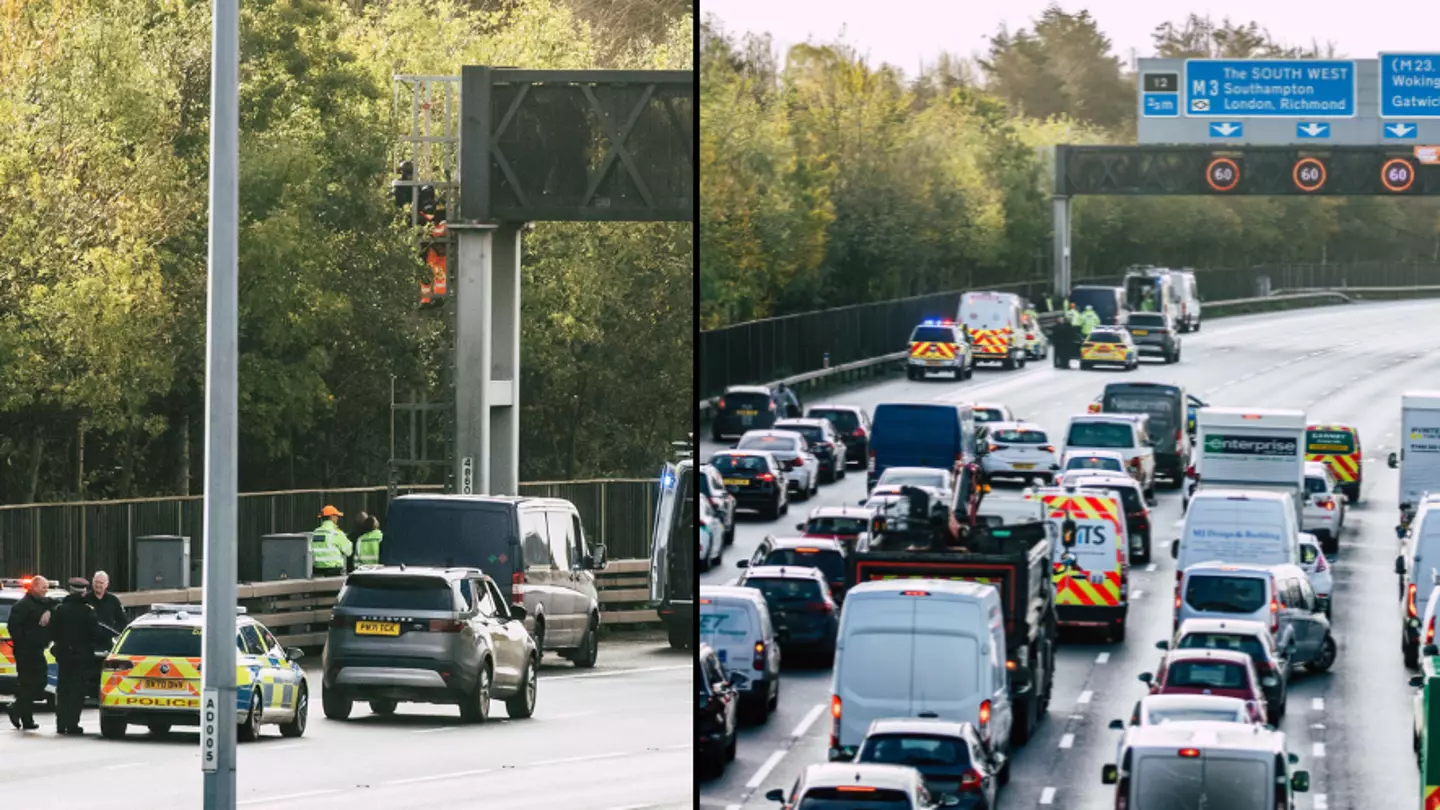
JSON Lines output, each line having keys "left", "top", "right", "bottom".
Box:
{"left": 1080, "top": 305, "right": 1101, "bottom": 337}
{"left": 1051, "top": 316, "right": 1073, "bottom": 368}
{"left": 51, "top": 577, "right": 97, "bottom": 735}
{"left": 353, "top": 512, "right": 383, "bottom": 567}
{"left": 312, "top": 505, "right": 353, "bottom": 577}
{"left": 1139, "top": 289, "right": 1157, "bottom": 312}
{"left": 6, "top": 576, "right": 52, "bottom": 731}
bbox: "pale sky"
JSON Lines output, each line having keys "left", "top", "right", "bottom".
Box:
{"left": 703, "top": 0, "right": 1440, "bottom": 74}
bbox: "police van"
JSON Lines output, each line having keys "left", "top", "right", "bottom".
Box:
{"left": 99, "top": 604, "right": 308, "bottom": 740}
{"left": 1038, "top": 486, "right": 1129, "bottom": 642}
{"left": 905, "top": 318, "right": 973, "bottom": 381}
{"left": 958, "top": 291, "right": 1026, "bottom": 370}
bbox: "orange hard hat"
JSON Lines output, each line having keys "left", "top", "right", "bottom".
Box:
{"left": 320, "top": 505, "right": 343, "bottom": 518}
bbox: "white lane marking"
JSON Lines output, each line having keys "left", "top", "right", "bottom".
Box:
{"left": 239, "top": 789, "right": 345, "bottom": 805}
{"left": 532, "top": 751, "right": 634, "bottom": 768}
{"left": 102, "top": 762, "right": 144, "bottom": 770}
{"left": 1077, "top": 690, "right": 1093, "bottom": 705}
{"left": 1312, "top": 697, "right": 1324, "bottom": 711}
{"left": 414, "top": 726, "right": 457, "bottom": 734}
{"left": 792, "top": 703, "right": 826, "bottom": 739}
{"left": 545, "top": 664, "right": 689, "bottom": 681}
{"left": 1039, "top": 786, "right": 1057, "bottom": 804}
{"left": 1059, "top": 733, "right": 1075, "bottom": 749}
{"left": 1146, "top": 562, "right": 1157, "bottom": 572}
{"left": 1312, "top": 742, "right": 1326, "bottom": 757}
{"left": 1315, "top": 795, "right": 1328, "bottom": 810}
{"left": 726, "top": 806, "right": 742, "bottom": 810}
{"left": 747, "top": 750, "right": 789, "bottom": 790}
{"left": 1132, "top": 589, "right": 1144, "bottom": 599}
{"left": 382, "top": 768, "right": 494, "bottom": 787}
{"left": 1096, "top": 652, "right": 1111, "bottom": 664}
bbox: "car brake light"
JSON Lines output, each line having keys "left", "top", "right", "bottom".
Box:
{"left": 754, "top": 641, "right": 766, "bottom": 671}
{"left": 1179, "top": 748, "right": 1201, "bottom": 758}
{"left": 103, "top": 659, "right": 134, "bottom": 671}
{"left": 831, "top": 694, "right": 842, "bottom": 719}
{"left": 836, "top": 786, "right": 876, "bottom": 793}
{"left": 1270, "top": 597, "right": 1280, "bottom": 634}
{"left": 989, "top": 443, "right": 1004, "bottom": 453}
{"left": 852, "top": 428, "right": 865, "bottom": 437}
{"left": 1428, "top": 616, "right": 1436, "bottom": 646}
{"left": 1321, "top": 499, "right": 1335, "bottom": 511}
{"left": 1410, "top": 583, "right": 1420, "bottom": 619}
{"left": 901, "top": 590, "right": 931, "bottom": 597}
{"left": 769, "top": 401, "right": 776, "bottom": 411}
{"left": 808, "top": 601, "right": 834, "bottom": 614}
{"left": 1185, "top": 465, "right": 1197, "bottom": 479}
{"left": 757, "top": 473, "right": 775, "bottom": 482}
{"left": 717, "top": 398, "right": 726, "bottom": 410}
{"left": 960, "top": 768, "right": 984, "bottom": 792}
{"left": 1175, "top": 428, "right": 1183, "bottom": 443}
{"left": 512, "top": 570, "right": 526, "bottom": 604}
{"left": 428, "top": 619, "right": 464, "bottom": 632}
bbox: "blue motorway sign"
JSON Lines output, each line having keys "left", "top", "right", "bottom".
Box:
{"left": 1142, "top": 93, "right": 1179, "bottom": 117}
{"left": 1380, "top": 54, "right": 1440, "bottom": 118}
{"left": 1184, "top": 60, "right": 1356, "bottom": 118}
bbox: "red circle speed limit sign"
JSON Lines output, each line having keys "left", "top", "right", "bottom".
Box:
{"left": 1205, "top": 158, "right": 1240, "bottom": 192}
{"left": 1381, "top": 157, "right": 1416, "bottom": 193}
{"left": 1292, "top": 157, "right": 1326, "bottom": 193}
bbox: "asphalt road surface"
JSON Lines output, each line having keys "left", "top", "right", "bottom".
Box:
{"left": 0, "top": 631, "right": 691, "bottom": 808}
{"left": 700, "top": 300, "right": 1435, "bottom": 810}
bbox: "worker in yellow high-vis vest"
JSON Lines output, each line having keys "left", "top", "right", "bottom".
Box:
{"left": 353, "top": 512, "right": 383, "bottom": 567}
{"left": 312, "top": 505, "right": 353, "bottom": 576}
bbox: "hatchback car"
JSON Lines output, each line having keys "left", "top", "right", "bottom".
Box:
{"left": 740, "top": 536, "right": 849, "bottom": 604}
{"left": 737, "top": 565, "right": 840, "bottom": 662}
{"left": 1080, "top": 327, "right": 1138, "bottom": 371}
{"left": 1297, "top": 536, "right": 1333, "bottom": 617}
{"left": 699, "top": 463, "right": 737, "bottom": 546}
{"left": 856, "top": 717, "right": 1001, "bottom": 807}
{"left": 796, "top": 506, "right": 876, "bottom": 555}
{"left": 737, "top": 431, "right": 820, "bottom": 501}
{"left": 710, "top": 450, "right": 789, "bottom": 520}
{"left": 321, "top": 567, "right": 539, "bottom": 723}
{"left": 966, "top": 402, "right": 1015, "bottom": 425}
{"left": 805, "top": 404, "right": 871, "bottom": 468}
{"left": 1055, "top": 449, "right": 1128, "bottom": 486}
{"left": 1159, "top": 619, "right": 1289, "bottom": 723}
{"left": 1301, "top": 460, "right": 1345, "bottom": 554}
{"left": 1126, "top": 311, "right": 1181, "bottom": 363}
{"left": 979, "top": 421, "right": 1060, "bottom": 485}
{"left": 774, "top": 418, "right": 848, "bottom": 483}
{"left": 713, "top": 385, "right": 783, "bottom": 442}
{"left": 873, "top": 466, "right": 954, "bottom": 504}
{"left": 698, "top": 643, "right": 739, "bottom": 777}
{"left": 1139, "top": 648, "right": 1269, "bottom": 725}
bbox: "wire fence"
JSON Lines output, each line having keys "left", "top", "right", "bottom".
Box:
{"left": 0, "top": 479, "right": 659, "bottom": 588}
{"left": 699, "top": 262, "right": 1440, "bottom": 398}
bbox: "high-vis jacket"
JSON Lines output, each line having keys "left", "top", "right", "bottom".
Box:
{"left": 1080, "top": 308, "right": 1101, "bottom": 336}
{"left": 1065, "top": 307, "right": 1081, "bottom": 326}
{"left": 354, "top": 529, "right": 383, "bottom": 566}
{"left": 311, "top": 520, "right": 353, "bottom": 571}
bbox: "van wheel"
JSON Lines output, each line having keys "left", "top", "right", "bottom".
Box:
{"left": 569, "top": 616, "right": 599, "bottom": 669}
{"left": 1010, "top": 699, "right": 1033, "bottom": 746}
{"left": 667, "top": 617, "right": 691, "bottom": 650}
{"left": 1309, "top": 635, "right": 1337, "bottom": 673}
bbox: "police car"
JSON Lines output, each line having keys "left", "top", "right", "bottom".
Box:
{"left": 98, "top": 604, "right": 308, "bottom": 740}
{"left": 906, "top": 319, "right": 973, "bottom": 381}
{"left": 1080, "top": 327, "right": 1139, "bottom": 371}
{"left": 0, "top": 577, "right": 59, "bottom": 706}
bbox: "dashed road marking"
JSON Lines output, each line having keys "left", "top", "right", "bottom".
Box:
{"left": 1146, "top": 562, "right": 1157, "bottom": 572}
{"left": 1312, "top": 697, "right": 1324, "bottom": 711}
{"left": 1312, "top": 742, "right": 1326, "bottom": 758}
{"left": 747, "top": 750, "right": 788, "bottom": 790}
{"left": 414, "top": 726, "right": 457, "bottom": 734}
{"left": 1059, "top": 733, "right": 1075, "bottom": 749}
{"left": 1315, "top": 795, "right": 1328, "bottom": 810}
{"left": 1132, "top": 589, "right": 1144, "bottom": 599}
{"left": 1078, "top": 690, "right": 1093, "bottom": 705}
{"left": 382, "top": 769, "right": 494, "bottom": 787}
{"left": 792, "top": 703, "right": 825, "bottom": 739}
{"left": 239, "top": 789, "right": 346, "bottom": 805}
{"left": 1039, "top": 787, "right": 1057, "bottom": 804}
{"left": 1096, "top": 652, "right": 1111, "bottom": 664}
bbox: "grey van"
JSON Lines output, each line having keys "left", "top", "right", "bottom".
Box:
{"left": 1099, "top": 381, "right": 1190, "bottom": 483}
{"left": 381, "top": 495, "right": 607, "bottom": 667}
{"left": 1176, "top": 562, "right": 1335, "bottom": 674}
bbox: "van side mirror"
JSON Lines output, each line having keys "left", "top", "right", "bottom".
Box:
{"left": 1102, "top": 764, "right": 1119, "bottom": 785}
{"left": 1397, "top": 555, "right": 1407, "bottom": 575}
{"left": 1400, "top": 526, "right": 1410, "bottom": 540}
{"left": 795, "top": 523, "right": 806, "bottom": 531}
{"left": 587, "top": 544, "right": 607, "bottom": 570}
{"left": 1170, "top": 540, "right": 1179, "bottom": 559}
{"left": 736, "top": 560, "right": 750, "bottom": 569}
{"left": 510, "top": 603, "right": 528, "bottom": 622}
{"left": 1287, "top": 752, "right": 1299, "bottom": 765}
{"left": 1108, "top": 719, "right": 1124, "bottom": 730}
{"left": 1155, "top": 640, "right": 1169, "bottom": 651}
{"left": 1291, "top": 771, "right": 1310, "bottom": 793}
{"left": 1412, "top": 675, "right": 1426, "bottom": 688}
{"left": 765, "top": 789, "right": 785, "bottom": 803}
{"left": 1390, "top": 452, "right": 1400, "bottom": 469}
{"left": 1137, "top": 672, "right": 1154, "bottom": 685}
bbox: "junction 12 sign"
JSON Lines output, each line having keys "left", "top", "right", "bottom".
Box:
{"left": 1184, "top": 59, "right": 1356, "bottom": 118}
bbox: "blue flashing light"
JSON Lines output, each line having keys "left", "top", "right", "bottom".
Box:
{"left": 660, "top": 468, "right": 676, "bottom": 489}
{"left": 922, "top": 319, "right": 956, "bottom": 326}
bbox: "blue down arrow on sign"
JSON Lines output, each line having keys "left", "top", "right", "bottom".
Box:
{"left": 1385, "top": 122, "right": 1418, "bottom": 139}
{"left": 1209, "top": 122, "right": 1243, "bottom": 138}
{"left": 1296, "top": 122, "right": 1330, "bottom": 138}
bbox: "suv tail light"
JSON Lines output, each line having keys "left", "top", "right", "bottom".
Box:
{"left": 330, "top": 614, "right": 354, "bottom": 629}
{"left": 428, "top": 619, "right": 465, "bottom": 632}
{"left": 753, "top": 641, "right": 767, "bottom": 671}
{"left": 512, "top": 571, "right": 526, "bottom": 604}
{"left": 852, "top": 427, "right": 865, "bottom": 438}
{"left": 1320, "top": 498, "right": 1336, "bottom": 511}
{"left": 769, "top": 401, "right": 776, "bottom": 411}
{"left": 808, "top": 601, "right": 834, "bottom": 615}
{"left": 717, "top": 397, "right": 726, "bottom": 410}
{"left": 1410, "top": 582, "right": 1420, "bottom": 619}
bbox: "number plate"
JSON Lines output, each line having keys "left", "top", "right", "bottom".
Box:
{"left": 356, "top": 621, "right": 400, "bottom": 636}
{"left": 1013, "top": 463, "right": 1035, "bottom": 470}
{"left": 737, "top": 409, "right": 758, "bottom": 417}
{"left": 723, "top": 478, "right": 749, "bottom": 487}
{"left": 926, "top": 360, "right": 945, "bottom": 366}
{"left": 1131, "top": 329, "right": 1149, "bottom": 335}
{"left": 143, "top": 678, "right": 188, "bottom": 690}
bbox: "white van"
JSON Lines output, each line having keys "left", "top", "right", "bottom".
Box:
{"left": 1103, "top": 722, "right": 1309, "bottom": 809}
{"left": 829, "top": 580, "right": 1013, "bottom": 778}
{"left": 699, "top": 585, "right": 783, "bottom": 722}
{"left": 1173, "top": 489, "right": 1301, "bottom": 571}
{"left": 1172, "top": 270, "right": 1202, "bottom": 332}
{"left": 1194, "top": 408, "right": 1307, "bottom": 524}
{"left": 1390, "top": 392, "right": 1440, "bottom": 531}
{"left": 1396, "top": 496, "right": 1440, "bottom": 667}
{"left": 957, "top": 291, "right": 1026, "bottom": 370}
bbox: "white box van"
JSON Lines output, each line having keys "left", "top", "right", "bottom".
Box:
{"left": 1194, "top": 408, "right": 1307, "bottom": 524}
{"left": 699, "top": 586, "right": 783, "bottom": 722}
{"left": 1396, "top": 495, "right": 1440, "bottom": 667}
{"left": 829, "top": 580, "right": 1013, "bottom": 776}
{"left": 1389, "top": 392, "right": 1440, "bottom": 529}
{"left": 1102, "top": 722, "right": 1310, "bottom": 809}
{"left": 1172, "top": 489, "right": 1301, "bottom": 571}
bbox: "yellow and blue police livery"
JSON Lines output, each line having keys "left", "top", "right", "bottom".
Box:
{"left": 98, "top": 604, "right": 308, "bottom": 740}
{"left": 0, "top": 578, "right": 60, "bottom": 705}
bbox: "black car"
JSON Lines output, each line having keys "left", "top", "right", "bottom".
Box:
{"left": 805, "top": 404, "right": 871, "bottom": 468}
{"left": 1126, "top": 312, "right": 1181, "bottom": 364}
{"left": 739, "top": 535, "right": 850, "bottom": 604}
{"left": 710, "top": 450, "right": 789, "bottom": 519}
{"left": 698, "top": 643, "right": 739, "bottom": 777}
{"left": 774, "top": 418, "right": 847, "bottom": 483}
{"left": 712, "top": 385, "right": 782, "bottom": 442}
{"left": 855, "top": 717, "right": 1001, "bottom": 808}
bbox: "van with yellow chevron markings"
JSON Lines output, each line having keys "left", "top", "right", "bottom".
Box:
{"left": 1038, "top": 485, "right": 1130, "bottom": 643}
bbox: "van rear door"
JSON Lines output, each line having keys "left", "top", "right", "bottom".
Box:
{"left": 699, "top": 598, "right": 758, "bottom": 679}
{"left": 871, "top": 404, "right": 962, "bottom": 480}
{"left": 1133, "top": 751, "right": 1272, "bottom": 810}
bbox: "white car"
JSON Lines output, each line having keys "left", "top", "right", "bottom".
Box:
{"left": 1055, "top": 449, "right": 1128, "bottom": 486}
{"left": 1063, "top": 413, "right": 1158, "bottom": 503}
{"left": 873, "top": 466, "right": 953, "bottom": 504}
{"left": 1298, "top": 535, "right": 1333, "bottom": 617}
{"left": 736, "top": 430, "right": 820, "bottom": 501}
{"left": 980, "top": 421, "right": 1060, "bottom": 484}
{"left": 1109, "top": 694, "right": 1252, "bottom": 768}
{"left": 699, "top": 496, "right": 725, "bottom": 572}
{"left": 1301, "top": 460, "right": 1345, "bottom": 554}
{"left": 966, "top": 402, "right": 1016, "bottom": 425}
{"left": 860, "top": 484, "right": 945, "bottom": 516}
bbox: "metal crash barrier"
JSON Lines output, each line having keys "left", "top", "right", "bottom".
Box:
{"left": 112, "top": 559, "right": 658, "bottom": 649}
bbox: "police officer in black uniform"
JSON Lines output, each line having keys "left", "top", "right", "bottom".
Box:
{"left": 50, "top": 577, "right": 98, "bottom": 735}
{"left": 6, "top": 576, "right": 52, "bottom": 731}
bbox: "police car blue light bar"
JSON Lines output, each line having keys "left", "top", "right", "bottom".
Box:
{"left": 922, "top": 319, "right": 956, "bottom": 326}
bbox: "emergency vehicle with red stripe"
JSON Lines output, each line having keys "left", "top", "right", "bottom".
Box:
{"left": 958, "top": 291, "right": 1027, "bottom": 371}
{"left": 1039, "top": 486, "right": 1129, "bottom": 643}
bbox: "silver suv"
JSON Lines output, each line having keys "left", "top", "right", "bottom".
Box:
{"left": 321, "top": 566, "right": 538, "bottom": 723}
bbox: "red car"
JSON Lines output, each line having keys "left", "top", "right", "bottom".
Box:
{"left": 1137, "top": 648, "right": 1268, "bottom": 725}
{"left": 795, "top": 506, "right": 876, "bottom": 555}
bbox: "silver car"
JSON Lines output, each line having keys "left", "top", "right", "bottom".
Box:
{"left": 321, "top": 566, "right": 539, "bottom": 723}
